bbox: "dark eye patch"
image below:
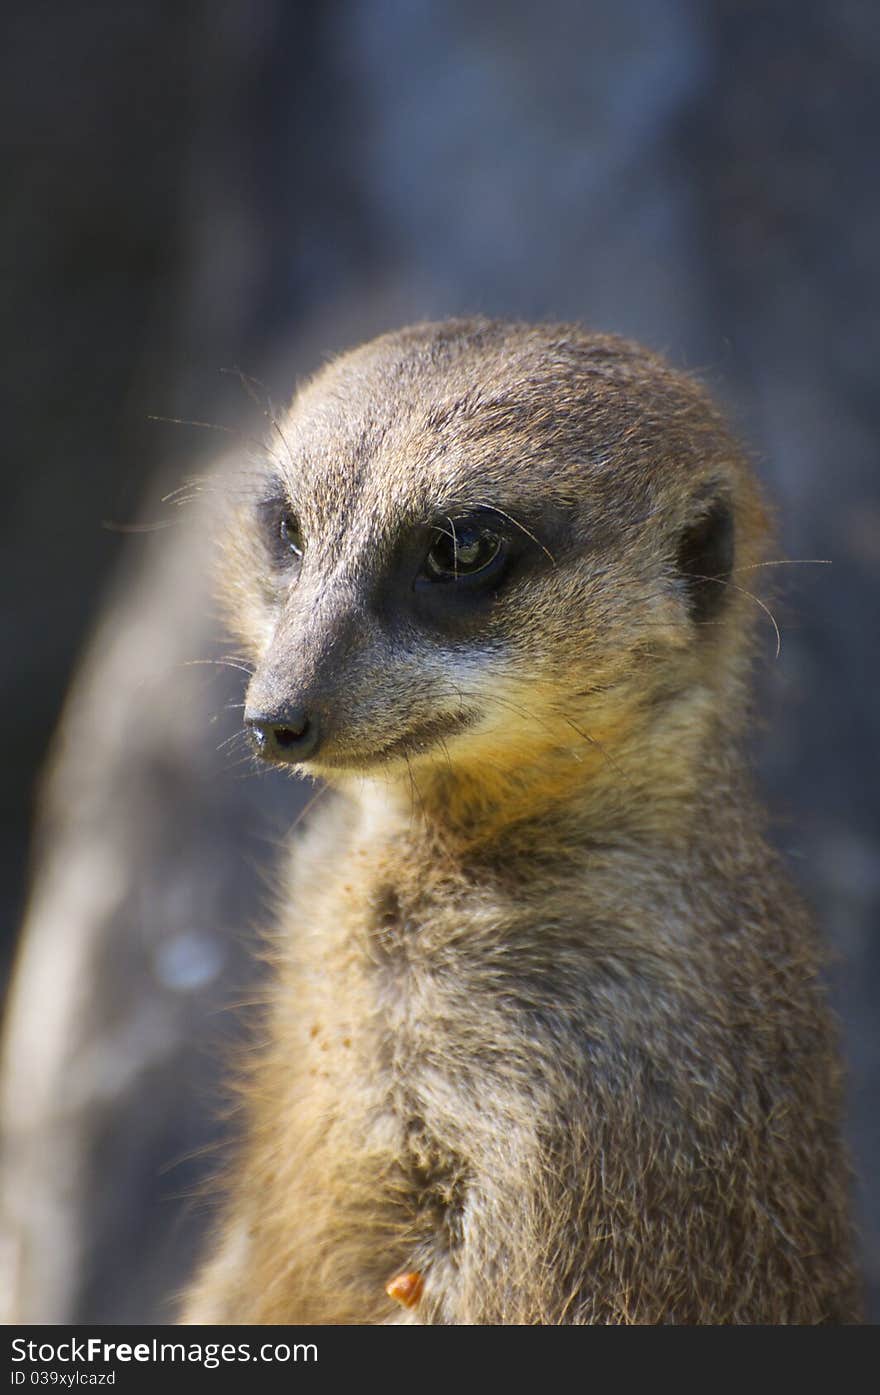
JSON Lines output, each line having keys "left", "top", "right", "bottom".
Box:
{"left": 676, "top": 498, "right": 735, "bottom": 624}
{"left": 403, "top": 503, "right": 555, "bottom": 637}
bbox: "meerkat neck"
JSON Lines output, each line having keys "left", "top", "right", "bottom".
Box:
{"left": 351, "top": 693, "right": 748, "bottom": 860}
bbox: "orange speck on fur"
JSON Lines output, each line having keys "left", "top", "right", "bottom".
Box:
{"left": 385, "top": 1271, "right": 423, "bottom": 1308}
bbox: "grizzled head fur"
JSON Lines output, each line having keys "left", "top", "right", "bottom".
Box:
{"left": 220, "top": 320, "right": 769, "bottom": 833}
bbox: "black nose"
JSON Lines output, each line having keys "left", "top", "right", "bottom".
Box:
{"left": 245, "top": 707, "right": 322, "bottom": 764}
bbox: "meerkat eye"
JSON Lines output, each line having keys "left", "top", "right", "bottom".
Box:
{"left": 423, "top": 524, "right": 503, "bottom": 582}
{"left": 258, "top": 497, "right": 303, "bottom": 570}
{"left": 278, "top": 511, "right": 303, "bottom": 560}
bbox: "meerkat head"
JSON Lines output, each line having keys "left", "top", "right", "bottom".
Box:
{"left": 219, "top": 320, "right": 769, "bottom": 830}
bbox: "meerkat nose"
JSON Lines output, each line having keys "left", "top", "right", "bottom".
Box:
{"left": 245, "top": 706, "right": 322, "bottom": 764}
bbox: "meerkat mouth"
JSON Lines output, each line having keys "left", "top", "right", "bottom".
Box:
{"left": 319, "top": 708, "right": 479, "bottom": 770}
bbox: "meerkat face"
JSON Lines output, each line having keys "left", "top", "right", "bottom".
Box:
{"left": 220, "top": 321, "right": 766, "bottom": 797}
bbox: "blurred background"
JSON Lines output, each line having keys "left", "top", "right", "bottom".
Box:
{"left": 1, "top": 0, "right": 878, "bottom": 1322}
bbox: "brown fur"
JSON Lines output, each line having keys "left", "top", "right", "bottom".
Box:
{"left": 181, "top": 320, "right": 861, "bottom": 1324}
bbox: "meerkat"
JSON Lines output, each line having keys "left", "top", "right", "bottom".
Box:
{"left": 181, "top": 319, "right": 861, "bottom": 1324}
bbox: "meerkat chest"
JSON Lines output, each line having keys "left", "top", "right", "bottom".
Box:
{"left": 289, "top": 860, "right": 489, "bottom": 1087}
{"left": 270, "top": 860, "right": 515, "bottom": 1313}
{"left": 282, "top": 843, "right": 543, "bottom": 1172}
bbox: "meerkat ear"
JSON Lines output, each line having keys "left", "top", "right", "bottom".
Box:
{"left": 675, "top": 495, "right": 735, "bottom": 624}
